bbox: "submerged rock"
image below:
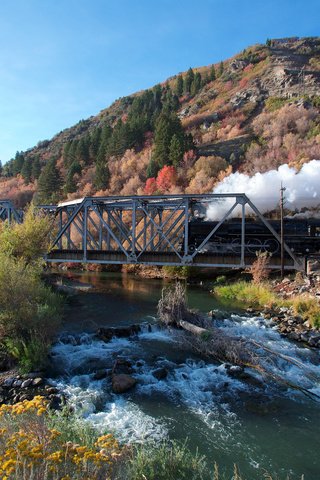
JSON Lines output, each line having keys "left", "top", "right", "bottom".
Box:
{"left": 96, "top": 325, "right": 141, "bottom": 342}
{"left": 152, "top": 368, "right": 168, "bottom": 380}
{"left": 112, "top": 374, "right": 137, "bottom": 394}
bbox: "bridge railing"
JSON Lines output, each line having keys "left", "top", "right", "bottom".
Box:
{"left": 39, "top": 194, "right": 303, "bottom": 270}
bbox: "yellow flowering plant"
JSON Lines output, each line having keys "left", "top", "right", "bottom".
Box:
{"left": 0, "top": 396, "right": 120, "bottom": 480}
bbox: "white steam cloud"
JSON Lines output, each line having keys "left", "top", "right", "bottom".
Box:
{"left": 206, "top": 160, "right": 320, "bottom": 220}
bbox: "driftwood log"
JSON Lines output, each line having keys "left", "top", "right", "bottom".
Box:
{"left": 158, "top": 283, "right": 320, "bottom": 401}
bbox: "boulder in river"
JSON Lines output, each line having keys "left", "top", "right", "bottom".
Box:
{"left": 96, "top": 325, "right": 141, "bottom": 342}
{"left": 112, "top": 374, "right": 137, "bottom": 393}
{"left": 152, "top": 368, "right": 168, "bottom": 380}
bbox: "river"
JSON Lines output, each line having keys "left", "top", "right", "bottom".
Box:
{"left": 48, "top": 271, "right": 320, "bottom": 479}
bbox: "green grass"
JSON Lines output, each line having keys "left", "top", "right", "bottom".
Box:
{"left": 214, "top": 281, "right": 277, "bottom": 307}
{"left": 214, "top": 280, "right": 320, "bottom": 328}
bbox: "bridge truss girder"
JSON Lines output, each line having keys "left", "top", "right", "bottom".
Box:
{"left": 43, "top": 194, "right": 303, "bottom": 271}
{"left": 0, "top": 200, "right": 23, "bottom": 224}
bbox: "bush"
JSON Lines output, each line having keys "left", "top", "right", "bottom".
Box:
{"left": 214, "top": 275, "right": 227, "bottom": 285}
{"left": 0, "top": 205, "right": 63, "bottom": 371}
{"left": 0, "top": 396, "right": 120, "bottom": 480}
{"left": 3, "top": 336, "right": 50, "bottom": 373}
{"left": 248, "top": 251, "right": 270, "bottom": 284}
{"left": 162, "top": 266, "right": 199, "bottom": 279}
{"left": 265, "top": 97, "right": 291, "bottom": 112}
{"left": 125, "top": 441, "right": 208, "bottom": 480}
{"left": 292, "top": 297, "right": 320, "bottom": 328}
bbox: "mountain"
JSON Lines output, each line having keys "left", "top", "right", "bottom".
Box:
{"left": 1, "top": 36, "right": 320, "bottom": 207}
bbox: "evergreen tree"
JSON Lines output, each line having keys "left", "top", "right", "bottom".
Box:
{"left": 76, "top": 137, "right": 90, "bottom": 165}
{"left": 210, "top": 64, "right": 216, "bottom": 81}
{"left": 89, "top": 128, "right": 102, "bottom": 161}
{"left": 153, "top": 112, "right": 185, "bottom": 169}
{"left": 21, "top": 157, "right": 33, "bottom": 184}
{"left": 36, "top": 157, "right": 62, "bottom": 204}
{"left": 0, "top": 160, "right": 2, "bottom": 176}
{"left": 63, "top": 142, "right": 72, "bottom": 167}
{"left": 184, "top": 68, "right": 194, "bottom": 94}
{"left": 146, "top": 158, "right": 158, "bottom": 178}
{"left": 12, "top": 151, "right": 25, "bottom": 175}
{"left": 175, "top": 75, "right": 183, "bottom": 97}
{"left": 219, "top": 61, "right": 224, "bottom": 77}
{"left": 31, "top": 156, "right": 41, "bottom": 180}
{"left": 2, "top": 160, "right": 14, "bottom": 177}
{"left": 191, "top": 72, "right": 202, "bottom": 96}
{"left": 64, "top": 161, "right": 81, "bottom": 193}
{"left": 169, "top": 134, "right": 183, "bottom": 167}
{"left": 94, "top": 160, "right": 110, "bottom": 191}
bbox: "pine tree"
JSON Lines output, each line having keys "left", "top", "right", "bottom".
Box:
{"left": 146, "top": 158, "right": 158, "bottom": 178}
{"left": 219, "top": 61, "right": 224, "bottom": 77}
{"left": 169, "top": 134, "right": 183, "bottom": 167}
{"left": 94, "top": 161, "right": 110, "bottom": 190}
{"left": 175, "top": 75, "right": 183, "bottom": 97}
{"left": 153, "top": 112, "right": 185, "bottom": 169}
{"left": 36, "top": 157, "right": 62, "bottom": 204}
{"left": 76, "top": 137, "right": 90, "bottom": 165}
{"left": 31, "top": 156, "right": 41, "bottom": 180}
{"left": 12, "top": 151, "right": 25, "bottom": 175}
{"left": 191, "top": 72, "right": 202, "bottom": 96}
{"left": 21, "top": 157, "right": 33, "bottom": 184}
{"left": 64, "top": 161, "right": 82, "bottom": 194}
{"left": 184, "top": 68, "right": 194, "bottom": 94}
{"left": 210, "top": 64, "right": 216, "bottom": 81}
{"left": 0, "top": 160, "right": 3, "bottom": 176}
{"left": 89, "top": 128, "right": 102, "bottom": 161}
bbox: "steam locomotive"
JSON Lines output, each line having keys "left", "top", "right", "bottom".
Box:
{"left": 187, "top": 218, "right": 320, "bottom": 255}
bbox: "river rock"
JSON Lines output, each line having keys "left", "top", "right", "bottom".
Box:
{"left": 97, "top": 325, "right": 141, "bottom": 342}
{"left": 32, "top": 378, "right": 43, "bottom": 387}
{"left": 152, "top": 368, "right": 168, "bottom": 380}
{"left": 112, "top": 358, "right": 133, "bottom": 375}
{"left": 21, "top": 379, "right": 33, "bottom": 389}
{"left": 3, "top": 377, "right": 15, "bottom": 388}
{"left": 13, "top": 380, "right": 22, "bottom": 388}
{"left": 93, "top": 369, "right": 109, "bottom": 380}
{"left": 287, "top": 332, "right": 300, "bottom": 341}
{"left": 112, "top": 374, "right": 137, "bottom": 394}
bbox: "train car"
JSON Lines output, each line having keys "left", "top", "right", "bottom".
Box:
{"left": 187, "top": 218, "right": 320, "bottom": 255}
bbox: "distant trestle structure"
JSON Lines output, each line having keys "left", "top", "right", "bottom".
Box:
{"left": 0, "top": 199, "right": 23, "bottom": 224}
{"left": 37, "top": 194, "right": 303, "bottom": 270}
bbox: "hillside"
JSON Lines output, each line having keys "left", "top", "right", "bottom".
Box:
{"left": 1, "top": 36, "right": 320, "bottom": 207}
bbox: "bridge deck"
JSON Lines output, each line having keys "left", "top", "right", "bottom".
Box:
{"left": 46, "top": 249, "right": 298, "bottom": 269}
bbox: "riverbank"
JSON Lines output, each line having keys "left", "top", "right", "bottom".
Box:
{"left": 1, "top": 269, "right": 319, "bottom": 478}
{"left": 214, "top": 273, "right": 320, "bottom": 347}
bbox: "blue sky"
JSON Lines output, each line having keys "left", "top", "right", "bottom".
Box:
{"left": 0, "top": 0, "right": 319, "bottom": 163}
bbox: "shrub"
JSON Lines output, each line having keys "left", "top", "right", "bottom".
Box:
{"left": 248, "top": 251, "right": 270, "bottom": 284}
{"left": 292, "top": 297, "right": 320, "bottom": 328}
{"left": 3, "top": 336, "right": 50, "bottom": 373}
{"left": 162, "top": 266, "right": 199, "bottom": 279}
{"left": 214, "top": 275, "right": 227, "bottom": 285}
{"left": 0, "top": 396, "right": 120, "bottom": 480}
{"left": 0, "top": 205, "right": 63, "bottom": 370}
{"left": 125, "top": 441, "right": 208, "bottom": 480}
{"left": 265, "top": 97, "right": 291, "bottom": 112}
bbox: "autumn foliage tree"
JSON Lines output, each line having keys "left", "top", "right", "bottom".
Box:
{"left": 144, "top": 165, "right": 177, "bottom": 194}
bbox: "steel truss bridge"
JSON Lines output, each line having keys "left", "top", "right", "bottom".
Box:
{"left": 0, "top": 199, "right": 23, "bottom": 224}
{"left": 0, "top": 195, "right": 304, "bottom": 270}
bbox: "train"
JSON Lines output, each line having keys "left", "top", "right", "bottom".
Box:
{"left": 187, "top": 217, "right": 320, "bottom": 255}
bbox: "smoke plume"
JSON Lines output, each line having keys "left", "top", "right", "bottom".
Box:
{"left": 206, "top": 160, "right": 320, "bottom": 220}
